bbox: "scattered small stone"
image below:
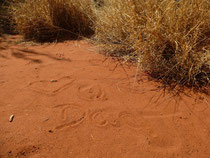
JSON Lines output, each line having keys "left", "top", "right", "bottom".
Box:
{"left": 50, "top": 79, "right": 57, "bottom": 82}
{"left": 20, "top": 151, "right": 26, "bottom": 155}
{"left": 9, "top": 115, "right": 14, "bottom": 122}
{"left": 43, "top": 118, "right": 49, "bottom": 122}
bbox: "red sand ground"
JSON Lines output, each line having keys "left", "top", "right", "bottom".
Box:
{"left": 0, "top": 35, "right": 209, "bottom": 158}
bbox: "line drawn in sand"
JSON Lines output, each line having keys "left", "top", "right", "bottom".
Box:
{"left": 53, "top": 103, "right": 86, "bottom": 130}
{"left": 27, "top": 76, "right": 75, "bottom": 96}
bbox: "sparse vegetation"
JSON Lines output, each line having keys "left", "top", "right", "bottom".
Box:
{"left": 0, "top": 0, "right": 15, "bottom": 35}
{"left": 10, "top": 0, "right": 95, "bottom": 42}
{"left": 93, "top": 0, "right": 210, "bottom": 93}
{"left": 1, "top": 0, "right": 210, "bottom": 93}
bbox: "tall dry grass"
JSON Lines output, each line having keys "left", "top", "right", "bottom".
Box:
{"left": 10, "top": 0, "right": 95, "bottom": 42}
{"left": 0, "top": 1, "right": 6, "bottom": 36}
{"left": 6, "top": 0, "right": 210, "bottom": 92}
{"left": 0, "top": 0, "right": 15, "bottom": 35}
{"left": 93, "top": 0, "right": 210, "bottom": 93}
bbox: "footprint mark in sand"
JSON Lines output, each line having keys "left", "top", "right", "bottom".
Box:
{"left": 119, "top": 111, "right": 148, "bottom": 130}
{"left": 140, "top": 109, "right": 183, "bottom": 154}
{"left": 145, "top": 127, "right": 182, "bottom": 155}
{"left": 119, "top": 109, "right": 182, "bottom": 154}
{"left": 78, "top": 83, "right": 107, "bottom": 101}
{"left": 54, "top": 103, "right": 86, "bottom": 130}
{"left": 147, "top": 134, "right": 181, "bottom": 153}
{"left": 28, "top": 76, "right": 75, "bottom": 96}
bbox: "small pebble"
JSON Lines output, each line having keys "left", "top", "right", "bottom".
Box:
{"left": 8, "top": 151, "right": 12, "bottom": 155}
{"left": 43, "top": 118, "right": 49, "bottom": 122}
{"left": 50, "top": 79, "right": 57, "bottom": 82}
{"left": 9, "top": 115, "right": 14, "bottom": 122}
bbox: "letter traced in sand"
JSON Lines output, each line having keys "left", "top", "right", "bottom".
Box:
{"left": 77, "top": 83, "right": 107, "bottom": 101}
{"left": 89, "top": 108, "right": 121, "bottom": 128}
{"left": 89, "top": 109, "right": 109, "bottom": 127}
{"left": 28, "top": 76, "right": 75, "bottom": 96}
{"left": 53, "top": 103, "right": 86, "bottom": 130}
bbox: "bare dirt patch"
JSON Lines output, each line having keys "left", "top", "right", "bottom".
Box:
{"left": 0, "top": 35, "right": 209, "bottom": 158}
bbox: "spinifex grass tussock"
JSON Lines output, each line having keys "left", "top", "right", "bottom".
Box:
{"left": 93, "top": 0, "right": 210, "bottom": 93}
{"left": 0, "top": 0, "right": 15, "bottom": 35}
{"left": 10, "top": 0, "right": 95, "bottom": 42}
{"left": 0, "top": 23, "right": 2, "bottom": 36}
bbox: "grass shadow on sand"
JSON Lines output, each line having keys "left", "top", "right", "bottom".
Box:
{"left": 10, "top": 48, "right": 72, "bottom": 64}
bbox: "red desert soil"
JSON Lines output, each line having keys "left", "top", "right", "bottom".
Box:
{"left": 0, "top": 35, "right": 209, "bottom": 158}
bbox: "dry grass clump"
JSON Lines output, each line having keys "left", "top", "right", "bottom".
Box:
{"left": 0, "top": 0, "right": 15, "bottom": 35}
{"left": 10, "top": 0, "right": 95, "bottom": 42}
{"left": 0, "top": 1, "right": 5, "bottom": 36}
{"left": 93, "top": 0, "right": 210, "bottom": 93}
{"left": 0, "top": 22, "right": 2, "bottom": 36}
